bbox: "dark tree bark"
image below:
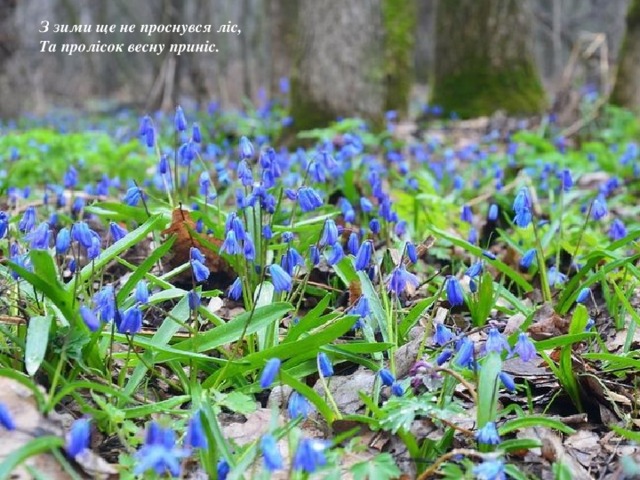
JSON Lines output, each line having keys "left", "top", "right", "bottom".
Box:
{"left": 290, "top": 0, "right": 415, "bottom": 130}
{"left": 611, "top": 0, "right": 640, "bottom": 110}
{"left": 432, "top": 0, "right": 546, "bottom": 118}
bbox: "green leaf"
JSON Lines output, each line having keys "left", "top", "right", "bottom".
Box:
{"left": 350, "top": 453, "right": 401, "bottom": 480}
{"left": 398, "top": 296, "right": 436, "bottom": 339}
{"left": 0, "top": 436, "right": 65, "bottom": 478}
{"left": 477, "top": 352, "right": 502, "bottom": 428}
{"left": 499, "top": 416, "right": 576, "bottom": 435}
{"left": 569, "top": 305, "right": 589, "bottom": 335}
{"left": 25, "top": 315, "right": 53, "bottom": 376}
{"left": 217, "top": 391, "right": 257, "bottom": 416}
{"left": 358, "top": 271, "right": 389, "bottom": 342}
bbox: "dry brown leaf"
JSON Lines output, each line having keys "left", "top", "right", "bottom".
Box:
{"left": 527, "top": 303, "right": 570, "bottom": 340}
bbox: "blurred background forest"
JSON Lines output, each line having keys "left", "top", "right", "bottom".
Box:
{"left": 0, "top": 0, "right": 638, "bottom": 129}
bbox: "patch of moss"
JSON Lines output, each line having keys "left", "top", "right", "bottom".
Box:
{"left": 289, "top": 77, "right": 337, "bottom": 133}
{"left": 432, "top": 63, "right": 546, "bottom": 118}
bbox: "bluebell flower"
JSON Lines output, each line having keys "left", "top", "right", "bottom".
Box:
{"left": 499, "top": 371, "right": 516, "bottom": 392}
{"left": 309, "top": 245, "right": 320, "bottom": 266}
{"left": 436, "top": 349, "right": 454, "bottom": 365}
{"left": 391, "top": 382, "right": 405, "bottom": 396}
{"left": 369, "top": 218, "right": 381, "bottom": 234}
{"left": 192, "top": 123, "right": 202, "bottom": 143}
{"left": 66, "top": 418, "right": 91, "bottom": 457}
{"left": 485, "top": 328, "right": 510, "bottom": 355}
{"left": 87, "top": 232, "right": 101, "bottom": 260}
{"left": 298, "top": 187, "right": 323, "bottom": 212}
{"left": 513, "top": 333, "right": 537, "bottom": 362}
{"left": 591, "top": 194, "right": 608, "bottom": 220}
{"left": 262, "top": 225, "right": 273, "bottom": 240}
{"left": 434, "top": 323, "right": 454, "bottom": 346}
{"left": 0, "top": 212, "right": 9, "bottom": 239}
{"left": 293, "top": 438, "right": 328, "bottom": 473}
{"left": 134, "top": 422, "right": 187, "bottom": 477}
{"left": 185, "top": 411, "right": 207, "bottom": 449}
{"left": 261, "top": 434, "right": 283, "bottom": 471}
{"left": 317, "top": 352, "right": 334, "bottom": 377}
{"left": 483, "top": 250, "right": 496, "bottom": 260}
{"left": 446, "top": 276, "right": 465, "bottom": 307}
{"left": 309, "top": 162, "right": 326, "bottom": 183}
{"left": 465, "top": 262, "right": 483, "bottom": 278}
{"left": 320, "top": 219, "right": 339, "bottom": 246}
{"left": 576, "top": 287, "right": 590, "bottom": 304}
{"left": 188, "top": 290, "right": 200, "bottom": 311}
{"left": 547, "top": 266, "right": 567, "bottom": 287}
{"left": 145, "top": 125, "right": 155, "bottom": 148}
{"left": 93, "top": 285, "right": 115, "bottom": 323}
{"left": 355, "top": 240, "right": 373, "bottom": 271}
{"left": 239, "top": 136, "right": 255, "bottom": 159}
{"left": 347, "top": 232, "right": 360, "bottom": 256}
{"left": 360, "top": 197, "right": 373, "bottom": 213}
{"left": 134, "top": 280, "right": 149, "bottom": 304}
{"left": 559, "top": 168, "right": 573, "bottom": 191}
{"left": 388, "top": 265, "right": 419, "bottom": 296}
{"left": 19, "top": 206, "right": 36, "bottom": 233}
{"left": 288, "top": 391, "right": 312, "bottom": 419}
{"left": 473, "top": 459, "right": 506, "bottom": 480}
{"left": 352, "top": 296, "right": 370, "bottom": 319}
{"left": 513, "top": 188, "right": 532, "bottom": 228}
{"left": 270, "top": 264, "right": 292, "bottom": 293}
{"left": 467, "top": 227, "right": 478, "bottom": 244}
{"left": 228, "top": 277, "right": 242, "bottom": 301}
{"left": 0, "top": 402, "right": 15, "bottom": 431}
{"left": 221, "top": 230, "right": 242, "bottom": 255}
{"left": 237, "top": 160, "right": 253, "bottom": 186}
{"left": 217, "top": 460, "right": 230, "bottom": 480}
{"left": 71, "top": 221, "right": 92, "bottom": 249}
{"left": 260, "top": 358, "right": 281, "bottom": 388}
{"left": 118, "top": 306, "right": 142, "bottom": 334}
{"left": 406, "top": 242, "right": 417, "bottom": 264}
{"left": 282, "top": 231, "right": 294, "bottom": 243}
{"left": 488, "top": 204, "right": 499, "bottom": 221}
{"left": 174, "top": 106, "right": 187, "bottom": 132}
{"left": 609, "top": 218, "right": 627, "bottom": 241}
{"left": 109, "top": 222, "right": 128, "bottom": 242}
{"left": 379, "top": 368, "right": 395, "bottom": 386}
{"left": 80, "top": 306, "right": 100, "bottom": 332}
{"left": 123, "top": 186, "right": 143, "bottom": 206}
{"left": 475, "top": 421, "right": 500, "bottom": 446}
{"left": 64, "top": 166, "right": 78, "bottom": 189}
{"left": 25, "top": 222, "right": 50, "bottom": 250}
{"left": 455, "top": 337, "right": 474, "bottom": 368}
{"left": 324, "top": 242, "right": 344, "bottom": 266}
{"left": 461, "top": 205, "right": 473, "bottom": 223}
{"left": 520, "top": 249, "right": 537, "bottom": 270}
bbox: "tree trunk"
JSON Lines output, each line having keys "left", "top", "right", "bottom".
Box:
{"left": 611, "top": 0, "right": 640, "bottom": 110}
{"left": 432, "top": 0, "right": 546, "bottom": 118}
{"left": 290, "top": 0, "right": 414, "bottom": 130}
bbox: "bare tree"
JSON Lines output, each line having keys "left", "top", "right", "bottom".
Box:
{"left": 611, "top": 0, "right": 640, "bottom": 110}
{"left": 431, "top": 0, "right": 546, "bottom": 118}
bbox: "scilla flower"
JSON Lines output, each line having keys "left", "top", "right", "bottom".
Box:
{"left": 445, "top": 276, "right": 465, "bottom": 307}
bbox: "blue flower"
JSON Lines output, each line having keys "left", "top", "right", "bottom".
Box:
{"left": 118, "top": 306, "right": 142, "bottom": 334}
{"left": 65, "top": 418, "right": 91, "bottom": 457}
{"left": 135, "top": 280, "right": 149, "bottom": 304}
{"left": 576, "top": 287, "right": 590, "bottom": 304}
{"left": 26, "top": 222, "right": 50, "bottom": 250}
{"left": 293, "top": 438, "right": 328, "bottom": 473}
{"left": 261, "top": 435, "right": 283, "bottom": 471}
{"left": 317, "top": 352, "right": 334, "bottom": 377}
{"left": 360, "top": 197, "right": 373, "bottom": 213}
{"left": 174, "top": 106, "right": 187, "bottom": 132}
{"left": 355, "top": 240, "right": 373, "bottom": 271}
{"left": 391, "top": 382, "right": 405, "bottom": 396}
{"left": 80, "top": 306, "right": 100, "bottom": 332}
{"left": 190, "top": 247, "right": 205, "bottom": 263}
{"left": 406, "top": 242, "right": 417, "bottom": 264}
{"left": 434, "top": 323, "right": 454, "bottom": 346}
{"left": 188, "top": 290, "right": 200, "bottom": 310}
{"left": 134, "top": 422, "right": 187, "bottom": 477}
{"left": 281, "top": 247, "right": 305, "bottom": 275}
{"left": 446, "top": 276, "right": 465, "bottom": 307}
{"left": 262, "top": 225, "right": 273, "bottom": 240}
{"left": 87, "top": 231, "right": 102, "bottom": 260}
{"left": 473, "top": 459, "right": 506, "bottom": 480}
{"left": 270, "top": 264, "right": 292, "bottom": 293}
{"left": 485, "top": 328, "right": 510, "bottom": 355}
{"left": 465, "top": 262, "right": 483, "bottom": 278}
{"left": 379, "top": 368, "right": 395, "bottom": 386}
{"left": 499, "top": 371, "right": 516, "bottom": 392}
{"left": 513, "top": 333, "right": 537, "bottom": 362}
{"left": 260, "top": 358, "right": 281, "bottom": 389}
{"left": 387, "top": 265, "right": 419, "bottom": 296}
{"left": 520, "top": 249, "right": 536, "bottom": 270}
{"left": 324, "top": 242, "right": 344, "bottom": 266}
{"left": 559, "top": 168, "right": 573, "bottom": 191}
{"left": 309, "top": 245, "right": 320, "bottom": 266}
{"left": 475, "top": 421, "right": 500, "bottom": 445}
{"left": 347, "top": 232, "right": 360, "bottom": 255}
{"left": 320, "top": 219, "right": 339, "bottom": 246}
{"left": 468, "top": 227, "right": 478, "bottom": 244}
{"left": 71, "top": 221, "right": 93, "bottom": 248}
{"left": 369, "top": 218, "right": 381, "bottom": 234}
{"left": 547, "top": 266, "right": 567, "bottom": 287}
{"left": 609, "top": 218, "right": 627, "bottom": 241}
{"left": 461, "top": 205, "right": 473, "bottom": 223}
{"left": 19, "top": 206, "right": 36, "bottom": 233}
{"left": 217, "top": 460, "right": 230, "bottom": 480}
{"left": 123, "top": 186, "right": 143, "bottom": 206}
{"left": 0, "top": 212, "right": 9, "bottom": 239}
{"left": 488, "top": 204, "right": 499, "bottom": 221}
{"left": 288, "top": 391, "right": 312, "bottom": 419}
{"left": 298, "top": 187, "right": 323, "bottom": 212}
{"left": 513, "top": 188, "right": 532, "bottom": 228}
{"left": 221, "top": 230, "right": 242, "bottom": 255}
{"left": 93, "top": 285, "right": 115, "bottom": 322}
{"left": 228, "top": 277, "right": 242, "bottom": 301}
{"left": 185, "top": 411, "right": 207, "bottom": 449}
{"left": 454, "top": 337, "right": 474, "bottom": 368}
{"left": 237, "top": 160, "right": 253, "bottom": 186}
{"left": 0, "top": 402, "right": 15, "bottom": 431}
{"left": 239, "top": 136, "right": 255, "bottom": 159}
{"left": 352, "top": 296, "right": 370, "bottom": 319}
{"left": 54, "top": 228, "right": 71, "bottom": 255}
{"left": 436, "top": 349, "right": 454, "bottom": 365}
{"left": 192, "top": 123, "right": 202, "bottom": 143}
{"left": 591, "top": 194, "right": 608, "bottom": 220}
